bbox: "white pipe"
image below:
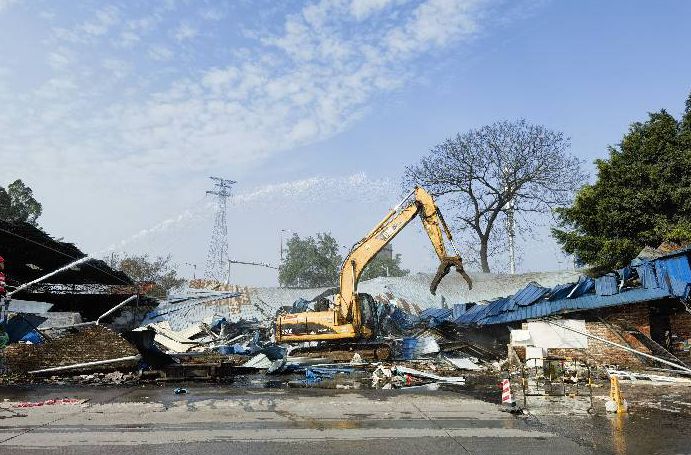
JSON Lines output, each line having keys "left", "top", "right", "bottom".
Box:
{"left": 547, "top": 320, "right": 691, "bottom": 374}
{"left": 41, "top": 294, "right": 137, "bottom": 330}
{"left": 42, "top": 321, "right": 96, "bottom": 330}
{"left": 29, "top": 355, "right": 141, "bottom": 374}
{"left": 6, "top": 256, "right": 91, "bottom": 298}
{"left": 96, "top": 295, "right": 137, "bottom": 325}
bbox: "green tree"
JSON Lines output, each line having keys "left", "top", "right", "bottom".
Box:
{"left": 0, "top": 179, "right": 43, "bottom": 225}
{"left": 553, "top": 93, "right": 691, "bottom": 272}
{"left": 360, "top": 253, "right": 409, "bottom": 281}
{"left": 279, "top": 233, "right": 342, "bottom": 288}
{"left": 107, "top": 253, "right": 186, "bottom": 298}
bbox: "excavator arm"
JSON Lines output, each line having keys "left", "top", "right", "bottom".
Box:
{"left": 276, "top": 186, "right": 472, "bottom": 342}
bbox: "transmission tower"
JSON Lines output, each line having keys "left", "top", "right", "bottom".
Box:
{"left": 204, "top": 177, "right": 236, "bottom": 283}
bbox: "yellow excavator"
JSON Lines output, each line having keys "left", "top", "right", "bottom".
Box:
{"left": 276, "top": 186, "right": 472, "bottom": 343}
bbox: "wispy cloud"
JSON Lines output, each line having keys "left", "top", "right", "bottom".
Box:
{"left": 0, "top": 0, "right": 522, "bottom": 259}
{"left": 0, "top": 0, "right": 19, "bottom": 14}
{"left": 173, "top": 22, "right": 197, "bottom": 42}
{"left": 1, "top": 0, "right": 492, "bottom": 179}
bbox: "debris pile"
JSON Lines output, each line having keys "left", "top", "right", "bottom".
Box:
{"left": 2, "top": 244, "right": 691, "bottom": 407}
{"left": 2, "top": 325, "right": 139, "bottom": 375}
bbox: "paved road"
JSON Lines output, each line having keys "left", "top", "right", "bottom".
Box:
{"left": 0, "top": 385, "right": 592, "bottom": 454}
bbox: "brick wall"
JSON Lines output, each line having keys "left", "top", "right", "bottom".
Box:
{"left": 1, "top": 325, "right": 139, "bottom": 374}
{"left": 670, "top": 306, "right": 691, "bottom": 362}
{"left": 671, "top": 308, "right": 691, "bottom": 342}
{"left": 545, "top": 303, "right": 653, "bottom": 368}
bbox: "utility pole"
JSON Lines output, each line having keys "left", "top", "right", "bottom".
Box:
{"left": 184, "top": 262, "right": 197, "bottom": 280}
{"left": 204, "top": 177, "right": 236, "bottom": 283}
{"left": 503, "top": 167, "right": 516, "bottom": 274}
{"left": 506, "top": 197, "right": 516, "bottom": 274}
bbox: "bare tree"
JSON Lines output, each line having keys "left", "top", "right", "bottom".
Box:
{"left": 404, "top": 119, "right": 585, "bottom": 272}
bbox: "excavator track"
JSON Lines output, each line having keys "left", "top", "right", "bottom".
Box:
{"left": 289, "top": 341, "right": 393, "bottom": 362}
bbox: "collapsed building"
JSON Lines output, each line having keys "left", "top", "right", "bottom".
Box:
{"left": 2, "top": 215, "right": 690, "bottom": 389}
{"left": 0, "top": 220, "right": 140, "bottom": 342}
{"left": 452, "top": 247, "right": 691, "bottom": 369}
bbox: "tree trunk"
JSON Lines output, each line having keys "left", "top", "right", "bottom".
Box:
{"left": 479, "top": 237, "right": 491, "bottom": 273}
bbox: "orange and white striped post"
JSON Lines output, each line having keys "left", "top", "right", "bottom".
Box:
{"left": 500, "top": 378, "right": 516, "bottom": 408}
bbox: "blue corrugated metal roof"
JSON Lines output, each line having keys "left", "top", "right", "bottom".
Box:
{"left": 634, "top": 262, "right": 658, "bottom": 289}
{"left": 595, "top": 273, "right": 618, "bottom": 296}
{"left": 457, "top": 287, "right": 671, "bottom": 326}
{"left": 655, "top": 255, "right": 691, "bottom": 298}
{"left": 419, "top": 307, "right": 453, "bottom": 321}
{"left": 568, "top": 276, "right": 595, "bottom": 298}
{"left": 507, "top": 282, "right": 549, "bottom": 308}
{"left": 547, "top": 283, "right": 576, "bottom": 301}
{"left": 449, "top": 252, "right": 691, "bottom": 327}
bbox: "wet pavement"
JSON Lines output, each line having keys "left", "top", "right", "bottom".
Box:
{"left": 0, "top": 380, "right": 689, "bottom": 454}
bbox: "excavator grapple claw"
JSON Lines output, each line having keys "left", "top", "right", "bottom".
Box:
{"left": 430, "top": 257, "right": 473, "bottom": 295}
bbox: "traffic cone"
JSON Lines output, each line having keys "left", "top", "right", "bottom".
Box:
{"left": 500, "top": 378, "right": 517, "bottom": 408}
{"left": 606, "top": 376, "right": 628, "bottom": 413}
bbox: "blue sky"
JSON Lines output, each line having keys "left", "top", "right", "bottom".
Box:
{"left": 1, "top": 0, "right": 690, "bottom": 285}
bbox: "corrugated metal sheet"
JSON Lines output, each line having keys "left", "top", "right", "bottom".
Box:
{"left": 141, "top": 290, "right": 247, "bottom": 331}
{"left": 484, "top": 297, "right": 511, "bottom": 317}
{"left": 635, "top": 262, "right": 659, "bottom": 289}
{"left": 451, "top": 303, "right": 467, "bottom": 320}
{"left": 467, "top": 287, "right": 670, "bottom": 326}
{"left": 418, "top": 307, "right": 453, "bottom": 322}
{"left": 568, "top": 276, "right": 595, "bottom": 298}
{"left": 655, "top": 255, "right": 691, "bottom": 298}
{"left": 6, "top": 300, "right": 53, "bottom": 314}
{"left": 547, "top": 283, "right": 576, "bottom": 301}
{"left": 595, "top": 273, "right": 619, "bottom": 296}
{"left": 446, "top": 249, "right": 691, "bottom": 328}
{"left": 507, "top": 282, "right": 549, "bottom": 308}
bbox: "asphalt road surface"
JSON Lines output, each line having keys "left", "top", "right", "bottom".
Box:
{"left": 0, "top": 384, "right": 680, "bottom": 454}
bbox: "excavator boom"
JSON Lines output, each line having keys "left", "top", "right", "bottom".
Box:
{"left": 276, "top": 186, "right": 471, "bottom": 342}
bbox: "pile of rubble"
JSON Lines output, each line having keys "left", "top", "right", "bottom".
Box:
{"left": 0, "top": 281, "right": 501, "bottom": 388}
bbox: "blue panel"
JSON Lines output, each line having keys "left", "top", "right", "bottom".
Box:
{"left": 508, "top": 282, "right": 549, "bottom": 307}
{"left": 595, "top": 273, "right": 619, "bottom": 296}
{"left": 419, "top": 308, "right": 452, "bottom": 326}
{"left": 485, "top": 298, "right": 509, "bottom": 317}
{"left": 618, "top": 266, "right": 635, "bottom": 282}
{"left": 635, "top": 262, "right": 658, "bottom": 289}
{"left": 389, "top": 307, "right": 420, "bottom": 329}
{"left": 419, "top": 308, "right": 452, "bottom": 320}
{"left": 452, "top": 303, "right": 466, "bottom": 320}
{"left": 548, "top": 283, "right": 577, "bottom": 301}
{"left": 476, "top": 287, "right": 671, "bottom": 326}
{"left": 655, "top": 256, "right": 691, "bottom": 298}
{"left": 568, "top": 276, "right": 595, "bottom": 298}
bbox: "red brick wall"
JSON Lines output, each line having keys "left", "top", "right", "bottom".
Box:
{"left": 544, "top": 303, "right": 652, "bottom": 368}
{"left": 670, "top": 307, "right": 691, "bottom": 361}
{"left": 671, "top": 308, "right": 691, "bottom": 341}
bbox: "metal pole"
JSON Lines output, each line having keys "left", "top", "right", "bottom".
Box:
{"left": 507, "top": 198, "right": 516, "bottom": 274}
{"left": 42, "top": 295, "right": 137, "bottom": 330}
{"left": 6, "top": 256, "right": 91, "bottom": 298}
{"left": 547, "top": 320, "right": 691, "bottom": 374}
{"left": 96, "top": 295, "right": 137, "bottom": 325}
{"left": 29, "top": 355, "right": 141, "bottom": 374}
